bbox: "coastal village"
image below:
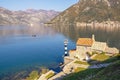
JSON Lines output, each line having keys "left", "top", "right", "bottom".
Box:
{"left": 1, "top": 0, "right": 120, "bottom": 80}
{"left": 68, "top": 34, "right": 119, "bottom": 61}
{"left": 38, "top": 34, "right": 119, "bottom": 80}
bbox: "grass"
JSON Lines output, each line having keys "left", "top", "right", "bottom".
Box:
{"left": 92, "top": 53, "right": 110, "bottom": 61}
{"left": 90, "top": 60, "right": 120, "bottom": 80}
{"left": 101, "top": 54, "right": 120, "bottom": 63}
{"left": 45, "top": 72, "right": 54, "bottom": 79}
{"left": 63, "top": 54, "right": 120, "bottom": 80}
{"left": 74, "top": 67, "right": 86, "bottom": 73}
{"left": 74, "top": 61, "right": 90, "bottom": 65}
{"left": 63, "top": 68, "right": 103, "bottom": 80}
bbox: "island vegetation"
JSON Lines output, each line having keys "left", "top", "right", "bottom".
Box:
{"left": 63, "top": 54, "right": 120, "bottom": 80}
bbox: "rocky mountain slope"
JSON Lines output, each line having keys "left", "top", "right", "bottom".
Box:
{"left": 50, "top": 0, "right": 120, "bottom": 24}
{"left": 0, "top": 7, "right": 59, "bottom": 25}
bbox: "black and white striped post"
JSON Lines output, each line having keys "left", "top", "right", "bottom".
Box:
{"left": 64, "top": 39, "right": 68, "bottom": 56}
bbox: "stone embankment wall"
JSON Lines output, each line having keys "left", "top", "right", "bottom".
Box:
{"left": 64, "top": 57, "right": 74, "bottom": 65}
{"left": 76, "top": 21, "right": 120, "bottom": 28}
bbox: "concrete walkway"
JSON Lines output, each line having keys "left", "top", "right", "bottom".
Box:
{"left": 38, "top": 70, "right": 55, "bottom": 80}
{"left": 63, "top": 60, "right": 89, "bottom": 74}
{"left": 48, "top": 72, "right": 66, "bottom": 80}
{"left": 38, "top": 60, "right": 112, "bottom": 80}
{"left": 89, "top": 63, "right": 111, "bottom": 68}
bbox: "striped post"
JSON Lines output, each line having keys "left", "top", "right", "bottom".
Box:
{"left": 64, "top": 39, "right": 68, "bottom": 56}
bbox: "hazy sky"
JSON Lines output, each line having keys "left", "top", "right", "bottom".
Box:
{"left": 0, "top": 0, "right": 78, "bottom": 11}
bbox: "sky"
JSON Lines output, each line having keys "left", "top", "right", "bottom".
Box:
{"left": 0, "top": 0, "right": 79, "bottom": 11}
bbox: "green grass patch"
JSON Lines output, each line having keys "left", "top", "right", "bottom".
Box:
{"left": 101, "top": 54, "right": 120, "bottom": 63}
{"left": 92, "top": 54, "right": 110, "bottom": 61}
{"left": 63, "top": 58, "right": 120, "bottom": 80}
{"left": 74, "top": 67, "right": 86, "bottom": 73}
{"left": 45, "top": 72, "right": 54, "bottom": 79}
{"left": 90, "top": 60, "right": 120, "bottom": 80}
{"left": 92, "top": 51, "right": 98, "bottom": 55}
{"left": 63, "top": 68, "right": 103, "bottom": 80}
{"left": 74, "top": 61, "right": 90, "bottom": 65}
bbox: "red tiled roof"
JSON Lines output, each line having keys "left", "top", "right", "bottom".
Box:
{"left": 76, "top": 38, "right": 93, "bottom": 46}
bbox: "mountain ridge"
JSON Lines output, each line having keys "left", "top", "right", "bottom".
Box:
{"left": 50, "top": 0, "right": 120, "bottom": 25}
{"left": 0, "top": 7, "right": 59, "bottom": 26}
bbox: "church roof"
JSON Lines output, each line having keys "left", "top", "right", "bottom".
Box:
{"left": 76, "top": 38, "right": 93, "bottom": 46}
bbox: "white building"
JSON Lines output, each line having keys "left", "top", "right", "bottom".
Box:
{"left": 69, "top": 35, "right": 119, "bottom": 61}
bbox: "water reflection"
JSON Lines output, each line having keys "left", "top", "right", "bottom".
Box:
{"left": 0, "top": 24, "right": 74, "bottom": 80}
{"left": 0, "top": 24, "right": 65, "bottom": 79}
{"left": 53, "top": 25, "right": 120, "bottom": 49}
{"left": 0, "top": 24, "right": 57, "bottom": 45}
{"left": 0, "top": 24, "right": 120, "bottom": 80}
{"left": 0, "top": 24, "right": 56, "bottom": 37}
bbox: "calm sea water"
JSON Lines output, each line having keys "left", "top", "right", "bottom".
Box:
{"left": 0, "top": 25, "right": 75, "bottom": 79}
{"left": 0, "top": 24, "right": 120, "bottom": 79}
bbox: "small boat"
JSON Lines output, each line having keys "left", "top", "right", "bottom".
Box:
{"left": 32, "top": 35, "right": 36, "bottom": 37}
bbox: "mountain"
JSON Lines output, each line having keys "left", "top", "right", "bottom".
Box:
{"left": 50, "top": 0, "right": 120, "bottom": 25}
{"left": 0, "top": 7, "right": 59, "bottom": 25}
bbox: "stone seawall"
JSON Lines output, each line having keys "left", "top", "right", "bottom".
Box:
{"left": 76, "top": 21, "right": 120, "bottom": 28}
